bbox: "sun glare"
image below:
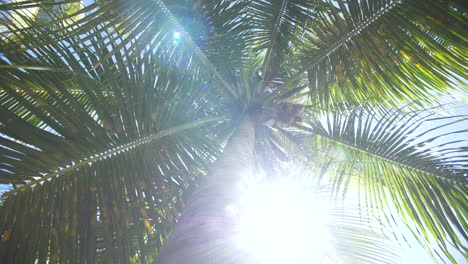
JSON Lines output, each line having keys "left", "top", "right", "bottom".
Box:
{"left": 173, "top": 31, "right": 181, "bottom": 39}
{"left": 237, "top": 179, "right": 330, "bottom": 264}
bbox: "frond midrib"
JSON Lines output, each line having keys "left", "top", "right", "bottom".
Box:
{"left": 296, "top": 123, "right": 464, "bottom": 185}
{"left": 278, "top": 0, "right": 401, "bottom": 91}
{"left": 2, "top": 116, "right": 225, "bottom": 197}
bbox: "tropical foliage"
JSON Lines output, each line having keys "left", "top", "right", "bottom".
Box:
{"left": 0, "top": 0, "right": 466, "bottom": 263}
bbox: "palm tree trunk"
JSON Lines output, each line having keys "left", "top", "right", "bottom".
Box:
{"left": 155, "top": 116, "right": 256, "bottom": 264}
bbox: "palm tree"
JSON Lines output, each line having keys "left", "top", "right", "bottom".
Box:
{"left": 0, "top": 0, "right": 83, "bottom": 40}
{"left": 0, "top": 0, "right": 466, "bottom": 263}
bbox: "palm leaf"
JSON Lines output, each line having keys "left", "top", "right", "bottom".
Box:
{"left": 298, "top": 104, "right": 467, "bottom": 262}
{"left": 249, "top": 0, "right": 317, "bottom": 83}
{"left": 0, "top": 4, "right": 229, "bottom": 261}
{"left": 281, "top": 0, "right": 467, "bottom": 107}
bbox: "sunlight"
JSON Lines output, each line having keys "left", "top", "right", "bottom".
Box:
{"left": 236, "top": 179, "right": 329, "bottom": 264}
{"left": 173, "top": 31, "right": 181, "bottom": 40}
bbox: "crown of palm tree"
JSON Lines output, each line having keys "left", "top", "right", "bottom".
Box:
{"left": 0, "top": 0, "right": 466, "bottom": 263}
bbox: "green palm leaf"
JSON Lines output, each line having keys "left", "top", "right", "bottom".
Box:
{"left": 298, "top": 104, "right": 467, "bottom": 262}
{"left": 285, "top": 0, "right": 466, "bottom": 107}
{"left": 0, "top": 5, "right": 228, "bottom": 261}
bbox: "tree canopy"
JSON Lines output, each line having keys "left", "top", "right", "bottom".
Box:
{"left": 0, "top": 0, "right": 466, "bottom": 263}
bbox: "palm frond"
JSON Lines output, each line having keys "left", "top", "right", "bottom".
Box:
{"left": 164, "top": 0, "right": 253, "bottom": 75}
{"left": 246, "top": 0, "right": 319, "bottom": 84}
{"left": 0, "top": 131, "right": 219, "bottom": 263}
{"left": 0, "top": 5, "right": 229, "bottom": 261}
{"left": 282, "top": 0, "right": 466, "bottom": 107}
{"left": 299, "top": 104, "right": 468, "bottom": 262}
{"left": 326, "top": 203, "right": 401, "bottom": 264}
